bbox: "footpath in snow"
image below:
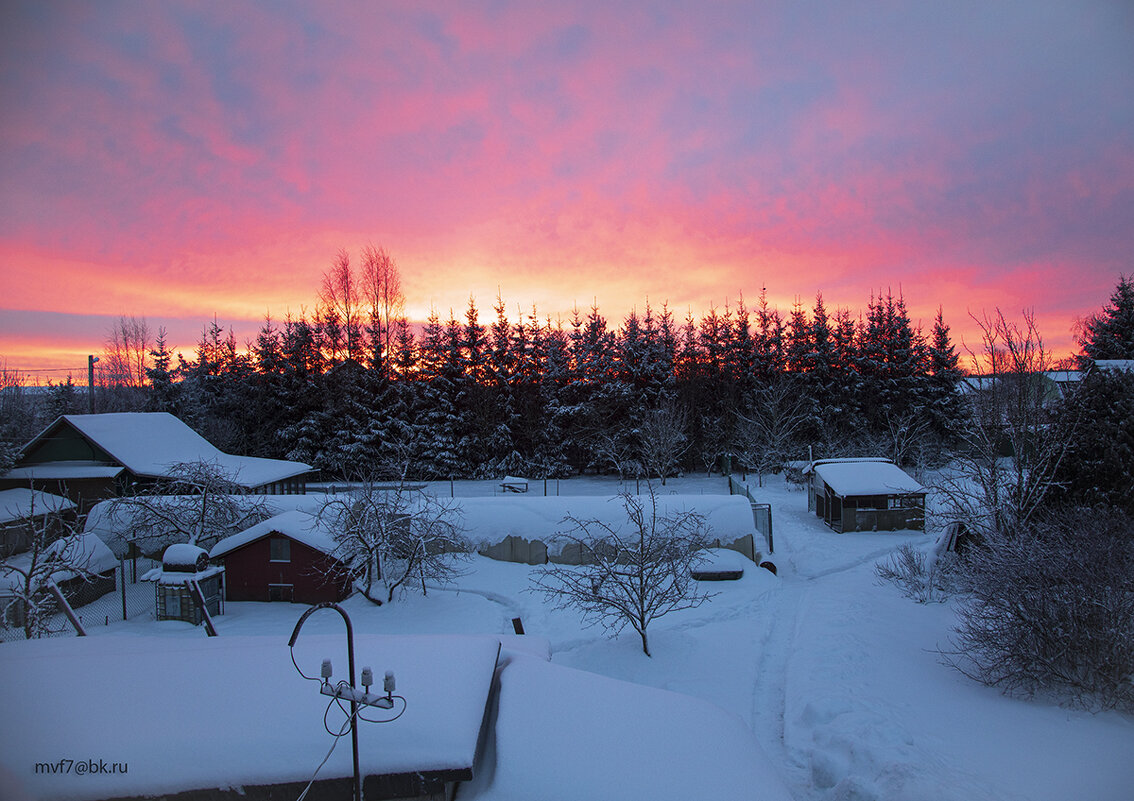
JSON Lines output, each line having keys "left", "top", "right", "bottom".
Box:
{"left": 2, "top": 474, "right": 1131, "bottom": 800}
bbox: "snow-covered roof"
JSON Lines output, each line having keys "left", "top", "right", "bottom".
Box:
{"left": 2, "top": 462, "right": 125, "bottom": 481}
{"left": 210, "top": 510, "right": 339, "bottom": 559}
{"left": 1, "top": 532, "right": 117, "bottom": 593}
{"left": 462, "top": 653, "right": 794, "bottom": 801}
{"left": 454, "top": 494, "right": 755, "bottom": 552}
{"left": 802, "top": 457, "right": 891, "bottom": 476}
{"left": 813, "top": 461, "right": 925, "bottom": 497}
{"left": 50, "top": 413, "right": 311, "bottom": 488}
{"left": 1095, "top": 359, "right": 1134, "bottom": 372}
{"left": 0, "top": 634, "right": 501, "bottom": 800}
{"left": 0, "top": 488, "right": 76, "bottom": 524}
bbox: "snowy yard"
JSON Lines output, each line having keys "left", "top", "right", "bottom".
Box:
{"left": 2, "top": 474, "right": 1132, "bottom": 800}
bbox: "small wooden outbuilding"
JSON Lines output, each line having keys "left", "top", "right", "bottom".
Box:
{"left": 209, "top": 511, "right": 353, "bottom": 604}
{"left": 806, "top": 459, "right": 926, "bottom": 532}
{"left": 0, "top": 488, "right": 77, "bottom": 556}
{"left": 151, "top": 544, "right": 224, "bottom": 625}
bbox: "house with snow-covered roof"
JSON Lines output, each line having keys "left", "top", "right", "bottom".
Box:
{"left": 210, "top": 510, "right": 354, "bottom": 603}
{"left": 0, "top": 487, "right": 77, "bottom": 555}
{"left": 805, "top": 459, "right": 926, "bottom": 532}
{"left": 0, "top": 412, "right": 311, "bottom": 510}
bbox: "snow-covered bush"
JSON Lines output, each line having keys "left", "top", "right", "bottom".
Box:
{"left": 874, "top": 543, "right": 954, "bottom": 604}
{"left": 943, "top": 506, "right": 1134, "bottom": 712}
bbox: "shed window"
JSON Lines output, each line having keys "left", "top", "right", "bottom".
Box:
{"left": 270, "top": 537, "right": 291, "bottom": 562}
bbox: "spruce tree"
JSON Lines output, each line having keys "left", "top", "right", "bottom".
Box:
{"left": 1078, "top": 275, "right": 1134, "bottom": 366}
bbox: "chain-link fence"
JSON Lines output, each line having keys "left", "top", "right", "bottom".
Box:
{"left": 1, "top": 557, "right": 158, "bottom": 644}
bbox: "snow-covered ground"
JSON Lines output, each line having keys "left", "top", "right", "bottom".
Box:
{"left": 2, "top": 474, "right": 1132, "bottom": 800}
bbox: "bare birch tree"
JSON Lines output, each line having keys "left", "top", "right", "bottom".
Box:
{"left": 360, "top": 244, "right": 404, "bottom": 376}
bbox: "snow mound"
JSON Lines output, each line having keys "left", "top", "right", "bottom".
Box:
{"left": 455, "top": 495, "right": 755, "bottom": 554}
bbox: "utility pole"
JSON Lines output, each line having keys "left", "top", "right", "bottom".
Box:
{"left": 87, "top": 355, "right": 99, "bottom": 414}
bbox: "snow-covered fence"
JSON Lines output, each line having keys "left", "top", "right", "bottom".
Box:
{"left": 0, "top": 558, "right": 158, "bottom": 643}
{"left": 727, "top": 476, "right": 775, "bottom": 553}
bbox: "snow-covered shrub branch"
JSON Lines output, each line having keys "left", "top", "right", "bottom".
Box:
{"left": 874, "top": 543, "right": 955, "bottom": 604}
{"left": 1, "top": 495, "right": 95, "bottom": 640}
{"left": 942, "top": 506, "right": 1134, "bottom": 712}
{"left": 319, "top": 480, "right": 469, "bottom": 604}
{"left": 101, "top": 460, "right": 271, "bottom": 555}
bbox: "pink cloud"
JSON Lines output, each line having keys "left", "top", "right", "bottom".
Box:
{"left": 0, "top": 1, "right": 1128, "bottom": 372}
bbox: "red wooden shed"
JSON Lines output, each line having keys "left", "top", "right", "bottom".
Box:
{"left": 209, "top": 511, "right": 353, "bottom": 603}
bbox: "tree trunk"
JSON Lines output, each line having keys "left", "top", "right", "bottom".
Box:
{"left": 639, "top": 627, "right": 651, "bottom": 657}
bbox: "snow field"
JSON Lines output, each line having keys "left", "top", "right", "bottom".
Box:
{"left": 3, "top": 474, "right": 1131, "bottom": 800}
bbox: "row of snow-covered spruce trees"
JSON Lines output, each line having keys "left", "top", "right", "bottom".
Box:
{"left": 10, "top": 265, "right": 1131, "bottom": 493}
{"left": 40, "top": 288, "right": 965, "bottom": 481}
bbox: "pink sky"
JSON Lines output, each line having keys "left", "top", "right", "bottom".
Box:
{"left": 2, "top": 1, "right": 1132, "bottom": 378}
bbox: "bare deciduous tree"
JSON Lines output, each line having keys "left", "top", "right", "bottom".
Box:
{"left": 734, "top": 377, "right": 808, "bottom": 487}
{"left": 879, "top": 409, "right": 933, "bottom": 471}
{"left": 319, "top": 478, "right": 468, "bottom": 604}
{"left": 99, "top": 461, "right": 272, "bottom": 556}
{"left": 103, "top": 315, "right": 151, "bottom": 389}
{"left": 0, "top": 491, "right": 96, "bottom": 640}
{"left": 934, "top": 309, "right": 1072, "bottom": 537}
{"left": 637, "top": 400, "right": 688, "bottom": 486}
{"left": 360, "top": 244, "right": 405, "bottom": 376}
{"left": 593, "top": 430, "right": 641, "bottom": 483}
{"left": 320, "top": 249, "right": 365, "bottom": 364}
{"left": 529, "top": 489, "right": 714, "bottom": 657}
{"left": 942, "top": 507, "right": 1134, "bottom": 711}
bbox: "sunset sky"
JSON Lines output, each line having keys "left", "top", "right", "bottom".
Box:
{"left": 2, "top": 1, "right": 1132, "bottom": 378}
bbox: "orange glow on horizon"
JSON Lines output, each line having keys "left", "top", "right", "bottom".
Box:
{"left": 0, "top": 3, "right": 1126, "bottom": 377}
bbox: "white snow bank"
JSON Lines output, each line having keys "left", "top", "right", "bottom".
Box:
{"left": 695, "top": 546, "right": 753, "bottom": 572}
{"left": 461, "top": 653, "right": 794, "bottom": 801}
{"left": 454, "top": 495, "right": 755, "bottom": 553}
{"left": 0, "top": 633, "right": 500, "bottom": 801}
